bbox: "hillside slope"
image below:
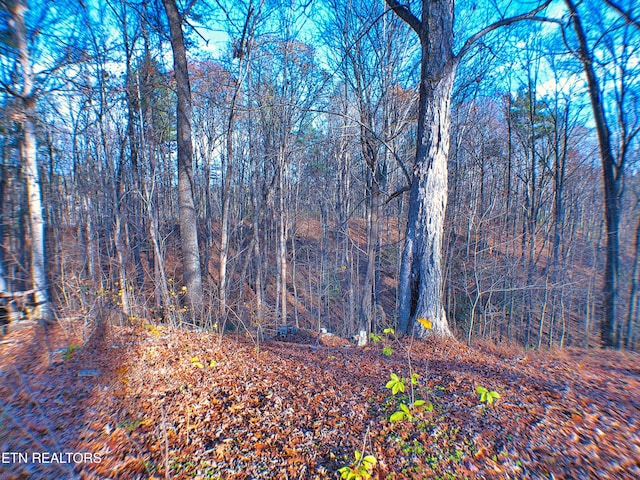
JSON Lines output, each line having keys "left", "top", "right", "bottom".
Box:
{"left": 0, "top": 321, "right": 638, "bottom": 479}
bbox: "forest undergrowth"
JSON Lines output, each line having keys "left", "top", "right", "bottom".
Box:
{"left": 0, "top": 319, "right": 638, "bottom": 479}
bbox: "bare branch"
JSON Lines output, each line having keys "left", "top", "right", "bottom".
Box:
{"left": 306, "top": 108, "right": 412, "bottom": 185}
{"left": 0, "top": 288, "right": 43, "bottom": 300}
{"left": 603, "top": 0, "right": 640, "bottom": 30}
{"left": 457, "top": 0, "right": 553, "bottom": 60}
{"left": 384, "top": 0, "right": 422, "bottom": 35}
{"left": 182, "top": 0, "right": 199, "bottom": 21}
{"left": 385, "top": 185, "right": 411, "bottom": 204}
{"left": 183, "top": 17, "right": 210, "bottom": 44}
{"left": 0, "top": 79, "right": 25, "bottom": 100}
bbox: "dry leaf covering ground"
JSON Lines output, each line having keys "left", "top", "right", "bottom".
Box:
{"left": 0, "top": 320, "right": 639, "bottom": 479}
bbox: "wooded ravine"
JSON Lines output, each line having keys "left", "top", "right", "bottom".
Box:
{"left": 1, "top": 0, "right": 639, "bottom": 478}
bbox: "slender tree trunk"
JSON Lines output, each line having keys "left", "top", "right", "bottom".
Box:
{"left": 626, "top": 216, "right": 640, "bottom": 348}
{"left": 277, "top": 147, "right": 288, "bottom": 325}
{"left": 566, "top": 0, "right": 620, "bottom": 348}
{"left": 149, "top": 203, "right": 171, "bottom": 320}
{"left": 219, "top": 112, "right": 234, "bottom": 322}
{"left": 11, "top": 0, "right": 53, "bottom": 323}
{"left": 83, "top": 196, "right": 99, "bottom": 282}
{"left": 550, "top": 101, "right": 569, "bottom": 346}
{"left": 220, "top": 2, "right": 258, "bottom": 323}
{"left": 114, "top": 207, "right": 131, "bottom": 317}
{"left": 251, "top": 162, "right": 263, "bottom": 323}
{"left": 162, "top": 0, "right": 204, "bottom": 316}
{"left": 220, "top": 57, "right": 250, "bottom": 322}
{"left": 0, "top": 155, "right": 8, "bottom": 295}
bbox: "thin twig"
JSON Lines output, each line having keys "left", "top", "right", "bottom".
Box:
{"left": 162, "top": 403, "right": 169, "bottom": 480}
{"left": 356, "top": 424, "right": 371, "bottom": 468}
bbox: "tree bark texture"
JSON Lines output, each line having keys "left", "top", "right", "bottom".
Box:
{"left": 162, "top": 0, "right": 204, "bottom": 315}
{"left": 566, "top": 0, "right": 620, "bottom": 347}
{"left": 388, "top": 0, "right": 456, "bottom": 337}
{"left": 11, "top": 0, "right": 53, "bottom": 322}
{"left": 389, "top": 0, "right": 552, "bottom": 338}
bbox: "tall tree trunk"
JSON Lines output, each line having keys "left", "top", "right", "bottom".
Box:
{"left": 335, "top": 103, "right": 356, "bottom": 332}
{"left": 220, "top": 2, "right": 257, "bottom": 324}
{"left": 83, "top": 196, "right": 99, "bottom": 283}
{"left": 162, "top": 0, "right": 204, "bottom": 316}
{"left": 11, "top": 0, "right": 53, "bottom": 323}
{"left": 277, "top": 147, "right": 288, "bottom": 325}
{"left": 219, "top": 110, "right": 234, "bottom": 322}
{"left": 390, "top": 0, "right": 457, "bottom": 337}
{"left": 250, "top": 139, "right": 263, "bottom": 325}
{"left": 626, "top": 215, "right": 640, "bottom": 348}
{"left": 113, "top": 204, "right": 131, "bottom": 317}
{"left": 149, "top": 201, "right": 172, "bottom": 320}
{"left": 397, "top": 61, "right": 456, "bottom": 337}
{"left": 360, "top": 129, "right": 381, "bottom": 341}
{"left": 387, "top": 0, "right": 550, "bottom": 337}
{"left": 550, "top": 99, "right": 569, "bottom": 346}
{"left": 385, "top": 0, "right": 457, "bottom": 337}
{"left": 566, "top": 0, "right": 620, "bottom": 348}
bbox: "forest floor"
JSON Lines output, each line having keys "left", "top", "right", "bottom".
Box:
{"left": 0, "top": 320, "right": 639, "bottom": 479}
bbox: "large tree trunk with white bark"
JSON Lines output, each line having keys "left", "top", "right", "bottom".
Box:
{"left": 11, "top": 0, "right": 53, "bottom": 323}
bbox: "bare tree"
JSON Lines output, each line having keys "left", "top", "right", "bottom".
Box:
{"left": 603, "top": 0, "right": 640, "bottom": 30}
{"left": 385, "top": 0, "right": 551, "bottom": 337}
{"left": 219, "top": 0, "right": 262, "bottom": 325}
{"left": 161, "top": 0, "right": 204, "bottom": 316}
{"left": 3, "top": 0, "right": 53, "bottom": 323}
{"left": 564, "top": 0, "right": 640, "bottom": 347}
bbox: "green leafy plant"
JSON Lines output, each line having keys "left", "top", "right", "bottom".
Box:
{"left": 385, "top": 373, "right": 406, "bottom": 395}
{"left": 338, "top": 450, "right": 377, "bottom": 480}
{"left": 476, "top": 386, "right": 501, "bottom": 405}
{"left": 62, "top": 344, "right": 81, "bottom": 360}
{"left": 389, "top": 400, "right": 433, "bottom": 422}
{"left": 390, "top": 402, "right": 413, "bottom": 422}
{"left": 386, "top": 372, "right": 432, "bottom": 422}
{"left": 371, "top": 328, "right": 395, "bottom": 355}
